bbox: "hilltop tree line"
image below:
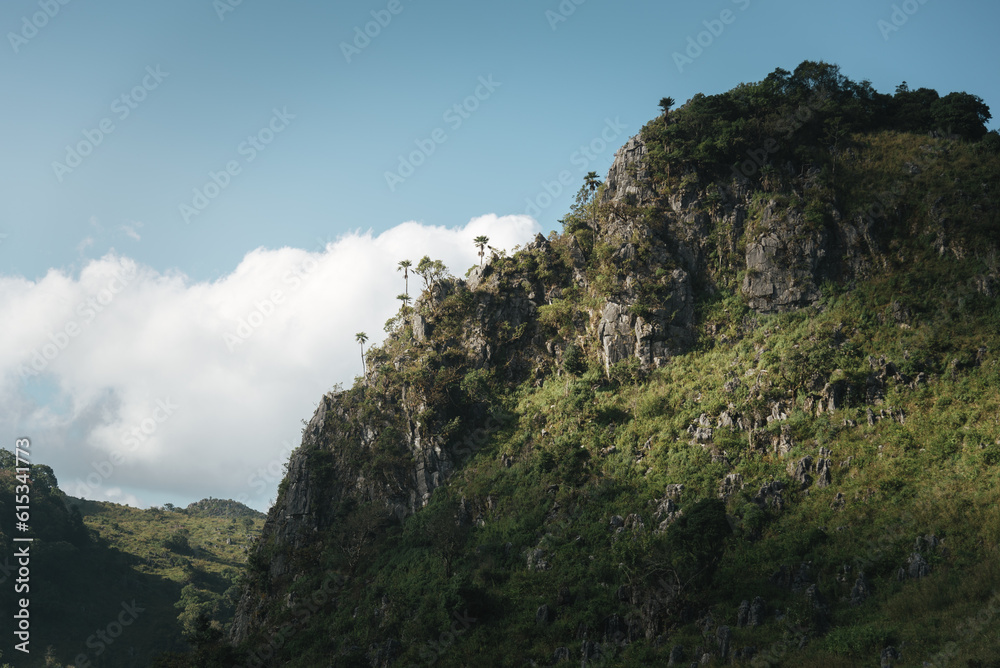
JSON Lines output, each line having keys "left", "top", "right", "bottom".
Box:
{"left": 642, "top": 60, "right": 997, "bottom": 186}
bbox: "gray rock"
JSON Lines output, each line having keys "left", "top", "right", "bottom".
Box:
{"left": 602, "top": 134, "right": 656, "bottom": 206}
{"left": 526, "top": 548, "right": 550, "bottom": 572}
{"left": 791, "top": 456, "right": 814, "bottom": 488}
{"left": 741, "top": 202, "right": 828, "bottom": 312}
{"left": 602, "top": 613, "right": 627, "bottom": 644}
{"left": 552, "top": 647, "right": 570, "bottom": 662}
{"left": 653, "top": 496, "right": 684, "bottom": 533}
{"left": 805, "top": 584, "right": 826, "bottom": 611}
{"left": 664, "top": 484, "right": 685, "bottom": 499}
{"left": 907, "top": 552, "right": 930, "bottom": 579}
{"left": 880, "top": 645, "right": 900, "bottom": 667}
{"left": 819, "top": 378, "right": 847, "bottom": 413}
{"left": 666, "top": 645, "right": 685, "bottom": 666}
{"left": 850, "top": 572, "right": 870, "bottom": 606}
{"left": 699, "top": 611, "right": 715, "bottom": 636}
{"left": 718, "top": 473, "right": 744, "bottom": 499}
{"left": 411, "top": 312, "right": 428, "bottom": 342}
{"left": 716, "top": 625, "right": 731, "bottom": 659}
{"left": 535, "top": 604, "right": 553, "bottom": 626}
{"left": 815, "top": 458, "right": 832, "bottom": 488}
{"left": 718, "top": 408, "right": 737, "bottom": 427}
{"left": 749, "top": 596, "right": 766, "bottom": 627}
{"left": 624, "top": 513, "right": 645, "bottom": 533}
{"left": 736, "top": 599, "right": 750, "bottom": 627}
{"left": 773, "top": 426, "right": 794, "bottom": 457}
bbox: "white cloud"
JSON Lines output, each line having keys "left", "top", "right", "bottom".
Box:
{"left": 121, "top": 222, "right": 143, "bottom": 241}
{"left": 98, "top": 487, "right": 143, "bottom": 508}
{"left": 0, "top": 214, "right": 540, "bottom": 511}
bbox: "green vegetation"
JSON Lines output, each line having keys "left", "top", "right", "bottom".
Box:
{"left": 211, "top": 62, "right": 999, "bottom": 667}
{"left": 0, "top": 458, "right": 263, "bottom": 668}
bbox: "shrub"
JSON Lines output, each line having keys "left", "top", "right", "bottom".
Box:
{"left": 562, "top": 343, "right": 586, "bottom": 375}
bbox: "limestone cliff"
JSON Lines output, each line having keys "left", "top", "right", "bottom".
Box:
{"left": 230, "top": 121, "right": 999, "bottom": 659}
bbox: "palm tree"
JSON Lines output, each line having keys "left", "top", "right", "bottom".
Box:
{"left": 658, "top": 97, "right": 676, "bottom": 181}
{"left": 658, "top": 96, "right": 675, "bottom": 120}
{"left": 397, "top": 260, "right": 412, "bottom": 296}
{"left": 397, "top": 293, "right": 411, "bottom": 310}
{"left": 584, "top": 171, "right": 602, "bottom": 228}
{"left": 355, "top": 332, "right": 368, "bottom": 376}
{"left": 474, "top": 236, "right": 489, "bottom": 268}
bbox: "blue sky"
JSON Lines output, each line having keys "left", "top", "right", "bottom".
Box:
{"left": 1, "top": 0, "right": 998, "bottom": 510}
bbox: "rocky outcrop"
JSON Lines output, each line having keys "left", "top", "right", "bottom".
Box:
{"left": 742, "top": 203, "right": 830, "bottom": 312}
{"left": 603, "top": 135, "right": 656, "bottom": 206}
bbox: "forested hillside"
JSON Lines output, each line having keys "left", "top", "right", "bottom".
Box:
{"left": 215, "top": 61, "right": 1000, "bottom": 668}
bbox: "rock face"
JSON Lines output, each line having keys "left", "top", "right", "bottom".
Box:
{"left": 603, "top": 135, "right": 656, "bottom": 206}
{"left": 742, "top": 202, "right": 829, "bottom": 312}
{"left": 600, "top": 133, "right": 889, "bottom": 322}
{"left": 231, "top": 362, "right": 479, "bottom": 644}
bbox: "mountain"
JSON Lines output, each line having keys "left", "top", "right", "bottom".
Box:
{"left": 187, "top": 61, "right": 1000, "bottom": 666}
{"left": 0, "top": 461, "right": 263, "bottom": 668}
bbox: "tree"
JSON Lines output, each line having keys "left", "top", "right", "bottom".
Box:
{"left": 397, "top": 259, "right": 412, "bottom": 296}
{"left": 474, "top": 236, "right": 489, "bottom": 268}
{"left": 656, "top": 97, "right": 676, "bottom": 180}
{"left": 583, "top": 171, "right": 603, "bottom": 228}
{"left": 658, "top": 96, "right": 675, "bottom": 119}
{"left": 355, "top": 332, "right": 368, "bottom": 376}
{"left": 415, "top": 256, "right": 449, "bottom": 288}
{"left": 397, "top": 293, "right": 412, "bottom": 310}
{"left": 424, "top": 500, "right": 471, "bottom": 579}
{"left": 930, "top": 92, "right": 992, "bottom": 140}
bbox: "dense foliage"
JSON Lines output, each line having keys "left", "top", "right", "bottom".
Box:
{"left": 641, "top": 61, "right": 995, "bottom": 188}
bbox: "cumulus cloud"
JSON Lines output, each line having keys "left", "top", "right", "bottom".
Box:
{"left": 0, "top": 214, "right": 540, "bottom": 511}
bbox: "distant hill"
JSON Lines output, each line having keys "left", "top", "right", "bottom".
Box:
{"left": 182, "top": 497, "right": 265, "bottom": 520}
{"left": 0, "top": 452, "right": 263, "bottom": 668}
